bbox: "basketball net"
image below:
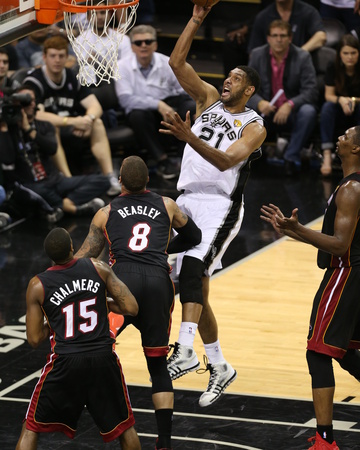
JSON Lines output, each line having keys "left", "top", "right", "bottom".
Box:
{"left": 62, "top": 0, "right": 139, "bottom": 86}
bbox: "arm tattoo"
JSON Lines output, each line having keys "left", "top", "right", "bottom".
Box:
{"left": 107, "top": 272, "right": 133, "bottom": 313}
{"left": 76, "top": 224, "right": 105, "bottom": 258}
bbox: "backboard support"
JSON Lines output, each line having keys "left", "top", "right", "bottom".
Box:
{"left": 0, "top": 0, "right": 49, "bottom": 46}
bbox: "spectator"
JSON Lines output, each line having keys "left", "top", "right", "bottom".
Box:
{"left": 135, "top": 0, "right": 155, "bottom": 24}
{"left": 114, "top": 24, "right": 196, "bottom": 179}
{"left": 223, "top": 20, "right": 252, "bottom": 77}
{"left": 3, "top": 44, "right": 18, "bottom": 74}
{"left": 247, "top": 20, "right": 318, "bottom": 176}
{"left": 320, "top": 33, "right": 360, "bottom": 177}
{"left": 15, "top": 27, "right": 77, "bottom": 70}
{"left": 320, "top": 0, "right": 360, "bottom": 33}
{"left": 15, "top": 28, "right": 51, "bottom": 69}
{"left": 0, "top": 47, "right": 17, "bottom": 90}
{"left": 73, "top": 10, "right": 132, "bottom": 86}
{"left": 22, "top": 36, "right": 121, "bottom": 195}
{"left": 0, "top": 86, "right": 110, "bottom": 221}
{"left": 15, "top": 227, "right": 141, "bottom": 450}
{"left": 248, "top": 0, "right": 327, "bottom": 55}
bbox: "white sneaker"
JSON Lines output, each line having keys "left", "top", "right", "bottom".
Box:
{"left": 198, "top": 360, "right": 237, "bottom": 407}
{"left": 167, "top": 342, "right": 200, "bottom": 380}
{"left": 106, "top": 174, "right": 121, "bottom": 196}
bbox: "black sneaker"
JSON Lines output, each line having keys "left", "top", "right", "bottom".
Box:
{"left": 76, "top": 198, "right": 105, "bottom": 216}
{"left": 157, "top": 159, "right": 179, "bottom": 180}
{"left": 45, "top": 208, "right": 64, "bottom": 223}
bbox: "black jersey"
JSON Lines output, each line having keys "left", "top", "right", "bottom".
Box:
{"left": 106, "top": 191, "right": 171, "bottom": 271}
{"left": 23, "top": 66, "right": 91, "bottom": 115}
{"left": 317, "top": 172, "right": 360, "bottom": 269}
{"left": 37, "top": 258, "right": 113, "bottom": 354}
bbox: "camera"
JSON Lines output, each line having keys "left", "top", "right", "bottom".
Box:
{"left": 0, "top": 90, "right": 32, "bottom": 125}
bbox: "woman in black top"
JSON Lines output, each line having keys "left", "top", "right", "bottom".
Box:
{"left": 320, "top": 34, "right": 360, "bottom": 176}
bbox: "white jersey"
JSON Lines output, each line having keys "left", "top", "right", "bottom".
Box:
{"left": 177, "top": 101, "right": 263, "bottom": 199}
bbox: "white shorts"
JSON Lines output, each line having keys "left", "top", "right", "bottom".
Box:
{"left": 176, "top": 192, "right": 244, "bottom": 276}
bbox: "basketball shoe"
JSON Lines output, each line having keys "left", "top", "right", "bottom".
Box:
{"left": 106, "top": 173, "right": 122, "bottom": 196}
{"left": 308, "top": 432, "right": 339, "bottom": 449}
{"left": 76, "top": 198, "right": 105, "bottom": 216}
{"left": 198, "top": 359, "right": 237, "bottom": 407}
{"left": 166, "top": 342, "right": 200, "bottom": 380}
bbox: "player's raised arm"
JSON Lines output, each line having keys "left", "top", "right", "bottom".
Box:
{"left": 168, "top": 4, "right": 219, "bottom": 111}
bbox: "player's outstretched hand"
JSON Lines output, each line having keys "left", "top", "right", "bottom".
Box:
{"left": 275, "top": 208, "right": 299, "bottom": 232}
{"left": 260, "top": 203, "right": 285, "bottom": 234}
{"left": 160, "top": 110, "right": 192, "bottom": 143}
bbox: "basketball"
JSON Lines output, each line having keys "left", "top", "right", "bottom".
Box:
{"left": 191, "top": 0, "right": 221, "bottom": 8}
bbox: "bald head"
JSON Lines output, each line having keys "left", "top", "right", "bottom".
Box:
{"left": 44, "top": 228, "right": 73, "bottom": 264}
{"left": 120, "top": 156, "right": 149, "bottom": 193}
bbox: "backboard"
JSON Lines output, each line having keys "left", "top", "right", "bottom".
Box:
{"left": 0, "top": 0, "right": 47, "bottom": 46}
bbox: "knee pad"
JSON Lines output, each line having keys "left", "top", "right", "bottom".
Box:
{"left": 146, "top": 355, "right": 173, "bottom": 394}
{"left": 179, "top": 256, "right": 205, "bottom": 305}
{"left": 306, "top": 350, "right": 335, "bottom": 389}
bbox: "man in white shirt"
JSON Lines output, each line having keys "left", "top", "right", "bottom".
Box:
{"left": 114, "top": 25, "right": 196, "bottom": 179}
{"left": 74, "top": 10, "right": 132, "bottom": 86}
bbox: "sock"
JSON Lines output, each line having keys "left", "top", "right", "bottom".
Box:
{"left": 204, "top": 340, "right": 225, "bottom": 364}
{"left": 317, "top": 425, "right": 334, "bottom": 443}
{"left": 178, "top": 322, "right": 197, "bottom": 347}
{"left": 155, "top": 408, "right": 173, "bottom": 449}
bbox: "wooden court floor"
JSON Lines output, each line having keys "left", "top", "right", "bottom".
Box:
{"left": 1, "top": 169, "right": 360, "bottom": 449}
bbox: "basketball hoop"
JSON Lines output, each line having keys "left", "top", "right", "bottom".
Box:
{"left": 36, "top": 1, "right": 139, "bottom": 86}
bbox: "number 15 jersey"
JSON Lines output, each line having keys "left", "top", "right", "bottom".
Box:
{"left": 37, "top": 258, "right": 112, "bottom": 355}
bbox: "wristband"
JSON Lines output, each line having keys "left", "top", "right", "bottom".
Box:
{"left": 62, "top": 117, "right": 68, "bottom": 125}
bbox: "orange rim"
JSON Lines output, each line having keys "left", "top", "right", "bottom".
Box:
{"left": 58, "top": 0, "right": 139, "bottom": 13}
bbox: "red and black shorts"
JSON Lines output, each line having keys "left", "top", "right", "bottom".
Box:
{"left": 25, "top": 350, "right": 135, "bottom": 442}
{"left": 307, "top": 266, "right": 360, "bottom": 359}
{"left": 113, "top": 262, "right": 175, "bottom": 357}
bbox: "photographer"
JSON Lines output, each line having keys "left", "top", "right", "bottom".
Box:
{"left": 0, "top": 85, "right": 111, "bottom": 221}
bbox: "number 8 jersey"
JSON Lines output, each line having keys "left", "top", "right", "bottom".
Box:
{"left": 105, "top": 191, "right": 171, "bottom": 271}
